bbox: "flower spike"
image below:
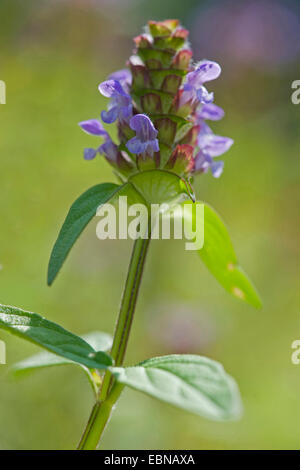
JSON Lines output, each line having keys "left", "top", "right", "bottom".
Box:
{"left": 79, "top": 19, "right": 233, "bottom": 181}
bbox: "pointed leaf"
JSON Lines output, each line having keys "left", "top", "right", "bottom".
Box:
{"left": 81, "top": 331, "right": 112, "bottom": 352}
{"left": 0, "top": 304, "right": 112, "bottom": 369}
{"left": 182, "top": 201, "right": 262, "bottom": 308}
{"left": 111, "top": 355, "right": 242, "bottom": 421}
{"left": 11, "top": 331, "right": 113, "bottom": 376}
{"left": 47, "top": 183, "right": 124, "bottom": 285}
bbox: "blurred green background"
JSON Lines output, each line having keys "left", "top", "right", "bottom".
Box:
{"left": 1, "top": 0, "right": 300, "bottom": 450}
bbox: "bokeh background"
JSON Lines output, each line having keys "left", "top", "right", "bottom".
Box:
{"left": 0, "top": 0, "right": 300, "bottom": 450}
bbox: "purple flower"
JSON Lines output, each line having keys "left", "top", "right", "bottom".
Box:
{"left": 108, "top": 69, "right": 132, "bottom": 93}
{"left": 79, "top": 119, "right": 109, "bottom": 161}
{"left": 99, "top": 135, "right": 133, "bottom": 171}
{"left": 194, "top": 151, "right": 224, "bottom": 178}
{"left": 198, "top": 128, "right": 234, "bottom": 157}
{"left": 126, "top": 114, "right": 159, "bottom": 157}
{"left": 98, "top": 137, "right": 120, "bottom": 164}
{"left": 79, "top": 118, "right": 119, "bottom": 163}
{"left": 98, "top": 79, "right": 132, "bottom": 124}
{"left": 180, "top": 60, "right": 221, "bottom": 106}
{"left": 79, "top": 119, "right": 108, "bottom": 137}
{"left": 196, "top": 86, "right": 214, "bottom": 104}
{"left": 82, "top": 135, "right": 122, "bottom": 166}
{"left": 211, "top": 160, "right": 224, "bottom": 178}
{"left": 83, "top": 148, "right": 98, "bottom": 161}
{"left": 196, "top": 103, "right": 225, "bottom": 121}
{"left": 194, "top": 60, "right": 222, "bottom": 82}
{"left": 194, "top": 120, "right": 233, "bottom": 178}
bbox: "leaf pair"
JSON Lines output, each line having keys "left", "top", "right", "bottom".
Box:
{"left": 1, "top": 303, "right": 241, "bottom": 422}
{"left": 47, "top": 170, "right": 261, "bottom": 307}
{"left": 47, "top": 170, "right": 191, "bottom": 286}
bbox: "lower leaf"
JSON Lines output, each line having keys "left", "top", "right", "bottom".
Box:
{"left": 11, "top": 331, "right": 113, "bottom": 376}
{"left": 110, "top": 354, "right": 242, "bottom": 421}
{"left": 0, "top": 304, "right": 112, "bottom": 370}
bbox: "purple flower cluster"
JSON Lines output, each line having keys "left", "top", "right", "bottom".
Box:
{"left": 78, "top": 20, "right": 234, "bottom": 180}
{"left": 79, "top": 70, "right": 159, "bottom": 167}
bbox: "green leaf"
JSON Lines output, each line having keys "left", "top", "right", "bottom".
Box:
{"left": 80, "top": 331, "right": 112, "bottom": 352}
{"left": 47, "top": 182, "right": 124, "bottom": 285}
{"left": 111, "top": 355, "right": 242, "bottom": 421}
{"left": 200, "top": 204, "right": 262, "bottom": 308}
{"left": 0, "top": 304, "right": 112, "bottom": 369}
{"left": 11, "top": 331, "right": 113, "bottom": 376}
{"left": 182, "top": 201, "right": 261, "bottom": 308}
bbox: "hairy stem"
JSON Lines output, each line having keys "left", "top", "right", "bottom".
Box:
{"left": 77, "top": 235, "right": 150, "bottom": 450}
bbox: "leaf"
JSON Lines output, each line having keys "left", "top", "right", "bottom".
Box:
{"left": 110, "top": 355, "right": 242, "bottom": 421}
{"left": 0, "top": 304, "right": 112, "bottom": 369}
{"left": 181, "top": 201, "right": 262, "bottom": 308}
{"left": 81, "top": 331, "right": 112, "bottom": 352}
{"left": 47, "top": 182, "right": 123, "bottom": 285}
{"left": 12, "top": 331, "right": 113, "bottom": 376}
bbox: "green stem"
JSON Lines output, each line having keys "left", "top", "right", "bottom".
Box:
{"left": 77, "top": 235, "right": 150, "bottom": 450}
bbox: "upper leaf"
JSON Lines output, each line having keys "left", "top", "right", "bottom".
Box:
{"left": 0, "top": 304, "right": 112, "bottom": 369}
{"left": 110, "top": 354, "right": 242, "bottom": 421}
{"left": 47, "top": 182, "right": 123, "bottom": 285}
{"left": 182, "top": 201, "right": 262, "bottom": 308}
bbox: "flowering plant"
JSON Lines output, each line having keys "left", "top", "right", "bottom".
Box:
{"left": 0, "top": 20, "right": 261, "bottom": 450}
